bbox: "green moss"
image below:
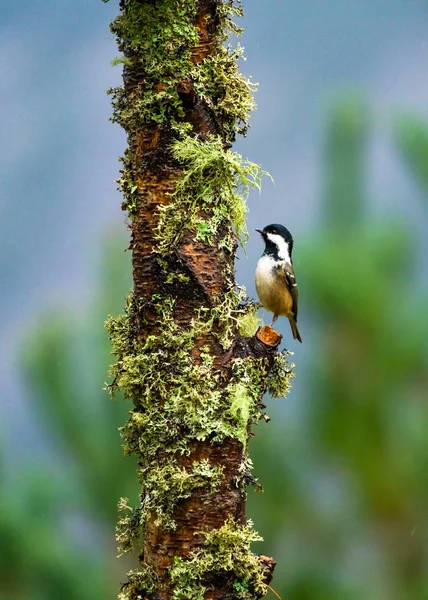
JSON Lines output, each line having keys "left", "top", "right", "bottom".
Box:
{"left": 170, "top": 518, "right": 268, "bottom": 600}
{"left": 229, "top": 383, "right": 253, "bottom": 447}
{"left": 266, "top": 350, "right": 295, "bottom": 398}
{"left": 111, "top": 56, "right": 133, "bottom": 68}
{"left": 118, "top": 565, "right": 159, "bottom": 600}
{"left": 143, "top": 459, "right": 224, "bottom": 530}
{"left": 195, "top": 284, "right": 248, "bottom": 348}
{"left": 108, "top": 0, "right": 255, "bottom": 143}
{"left": 155, "top": 135, "right": 269, "bottom": 253}
{"left": 116, "top": 497, "right": 142, "bottom": 557}
{"left": 106, "top": 289, "right": 295, "bottom": 453}
{"left": 106, "top": 292, "right": 294, "bottom": 543}
{"left": 116, "top": 151, "right": 138, "bottom": 213}
{"left": 192, "top": 44, "right": 257, "bottom": 138}
{"left": 226, "top": 354, "right": 271, "bottom": 448}
{"left": 106, "top": 292, "right": 256, "bottom": 458}
{"left": 237, "top": 309, "right": 262, "bottom": 337}
{"left": 110, "top": 0, "right": 199, "bottom": 80}
{"left": 116, "top": 462, "right": 224, "bottom": 545}
{"left": 165, "top": 272, "right": 191, "bottom": 285}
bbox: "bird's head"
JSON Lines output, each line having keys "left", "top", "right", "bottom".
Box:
{"left": 256, "top": 223, "right": 294, "bottom": 261}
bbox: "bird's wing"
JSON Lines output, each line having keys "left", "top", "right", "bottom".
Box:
{"left": 283, "top": 262, "right": 299, "bottom": 319}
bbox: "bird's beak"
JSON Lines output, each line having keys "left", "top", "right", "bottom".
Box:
{"left": 255, "top": 229, "right": 263, "bottom": 235}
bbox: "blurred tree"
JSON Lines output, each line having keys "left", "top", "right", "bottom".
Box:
{"left": 0, "top": 232, "right": 138, "bottom": 600}
{"left": 394, "top": 113, "right": 428, "bottom": 195}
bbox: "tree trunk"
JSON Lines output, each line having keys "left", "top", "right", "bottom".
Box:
{"left": 105, "top": 1, "right": 293, "bottom": 598}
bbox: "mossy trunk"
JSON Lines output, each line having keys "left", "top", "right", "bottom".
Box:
{"left": 105, "top": 1, "right": 294, "bottom": 599}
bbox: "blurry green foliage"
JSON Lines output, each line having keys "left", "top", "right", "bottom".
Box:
{"left": 3, "top": 97, "right": 428, "bottom": 600}
{"left": 0, "top": 234, "right": 138, "bottom": 599}
{"left": 394, "top": 113, "right": 428, "bottom": 195}
{"left": 248, "top": 98, "right": 428, "bottom": 600}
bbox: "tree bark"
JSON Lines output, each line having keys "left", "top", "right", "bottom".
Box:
{"left": 106, "top": 1, "right": 293, "bottom": 598}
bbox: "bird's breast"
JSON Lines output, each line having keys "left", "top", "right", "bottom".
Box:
{"left": 255, "top": 256, "right": 293, "bottom": 316}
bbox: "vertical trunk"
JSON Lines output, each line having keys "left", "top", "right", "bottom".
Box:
{"left": 105, "top": 1, "right": 293, "bottom": 598}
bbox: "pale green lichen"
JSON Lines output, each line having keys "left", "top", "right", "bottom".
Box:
{"left": 116, "top": 497, "right": 142, "bottom": 557}
{"left": 116, "top": 151, "right": 138, "bottom": 213}
{"left": 106, "top": 291, "right": 293, "bottom": 548}
{"left": 107, "top": 0, "right": 263, "bottom": 219}
{"left": 142, "top": 459, "right": 224, "bottom": 530}
{"left": 107, "top": 0, "right": 254, "bottom": 137}
{"left": 155, "top": 135, "right": 269, "bottom": 253}
{"left": 191, "top": 43, "right": 257, "bottom": 139}
{"left": 195, "top": 284, "right": 249, "bottom": 348}
{"left": 118, "top": 566, "right": 159, "bottom": 600}
{"left": 170, "top": 518, "right": 268, "bottom": 600}
{"left": 106, "top": 292, "right": 267, "bottom": 459}
{"left": 237, "top": 309, "right": 262, "bottom": 337}
{"left": 266, "top": 350, "right": 295, "bottom": 399}
{"left": 229, "top": 383, "right": 253, "bottom": 447}
{"left": 110, "top": 0, "right": 199, "bottom": 80}
{"left": 117, "top": 462, "right": 224, "bottom": 544}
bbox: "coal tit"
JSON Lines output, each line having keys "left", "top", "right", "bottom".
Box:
{"left": 255, "top": 224, "right": 302, "bottom": 343}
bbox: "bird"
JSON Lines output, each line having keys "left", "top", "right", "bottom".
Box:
{"left": 255, "top": 223, "right": 302, "bottom": 343}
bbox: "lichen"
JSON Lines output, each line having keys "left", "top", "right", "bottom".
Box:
{"left": 118, "top": 565, "right": 159, "bottom": 600}
{"left": 116, "top": 497, "right": 142, "bottom": 557}
{"left": 107, "top": 0, "right": 265, "bottom": 219}
{"left": 237, "top": 308, "right": 262, "bottom": 337}
{"left": 228, "top": 383, "right": 253, "bottom": 447}
{"left": 266, "top": 350, "right": 295, "bottom": 399}
{"left": 107, "top": 1, "right": 253, "bottom": 140}
{"left": 170, "top": 518, "right": 268, "bottom": 600}
{"left": 106, "top": 290, "right": 294, "bottom": 543}
{"left": 106, "top": 292, "right": 267, "bottom": 459}
{"left": 155, "top": 135, "right": 268, "bottom": 253}
{"left": 142, "top": 459, "right": 225, "bottom": 530}
{"left": 110, "top": 0, "right": 199, "bottom": 80}
{"left": 191, "top": 43, "right": 257, "bottom": 139}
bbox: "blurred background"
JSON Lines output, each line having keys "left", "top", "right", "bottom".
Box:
{"left": 1, "top": 1, "right": 428, "bottom": 598}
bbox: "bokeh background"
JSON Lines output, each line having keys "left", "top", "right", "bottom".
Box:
{"left": 2, "top": 1, "right": 428, "bottom": 598}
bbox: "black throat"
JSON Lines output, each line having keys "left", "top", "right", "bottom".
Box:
{"left": 263, "top": 236, "right": 293, "bottom": 261}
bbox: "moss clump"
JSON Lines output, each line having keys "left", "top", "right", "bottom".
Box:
{"left": 266, "top": 350, "right": 295, "bottom": 398}
{"left": 107, "top": 0, "right": 265, "bottom": 222}
{"left": 116, "top": 462, "right": 224, "bottom": 541}
{"left": 106, "top": 292, "right": 294, "bottom": 543}
{"left": 142, "top": 459, "right": 224, "bottom": 530}
{"left": 118, "top": 565, "right": 159, "bottom": 600}
{"left": 226, "top": 355, "right": 271, "bottom": 447}
{"left": 192, "top": 43, "right": 257, "bottom": 139}
{"left": 111, "top": 0, "right": 199, "bottom": 80}
{"left": 156, "top": 135, "right": 268, "bottom": 253}
{"left": 237, "top": 308, "right": 262, "bottom": 337}
{"left": 170, "top": 518, "right": 268, "bottom": 600}
{"left": 107, "top": 0, "right": 255, "bottom": 142}
{"left": 116, "top": 497, "right": 142, "bottom": 557}
{"left": 106, "top": 292, "right": 266, "bottom": 459}
{"left": 116, "top": 151, "right": 138, "bottom": 213}
{"left": 228, "top": 383, "right": 253, "bottom": 447}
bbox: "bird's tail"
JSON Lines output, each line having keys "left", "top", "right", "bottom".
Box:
{"left": 289, "top": 317, "right": 302, "bottom": 343}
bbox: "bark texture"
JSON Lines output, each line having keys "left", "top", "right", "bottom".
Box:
{"left": 106, "top": 2, "right": 294, "bottom": 599}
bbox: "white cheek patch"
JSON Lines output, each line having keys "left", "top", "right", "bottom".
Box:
{"left": 266, "top": 233, "right": 291, "bottom": 262}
